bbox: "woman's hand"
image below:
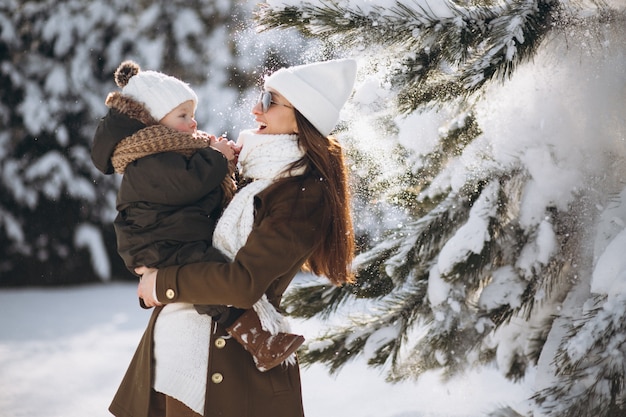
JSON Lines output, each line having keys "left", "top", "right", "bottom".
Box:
{"left": 135, "top": 266, "right": 162, "bottom": 307}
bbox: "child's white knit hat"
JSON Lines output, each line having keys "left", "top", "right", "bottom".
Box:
{"left": 114, "top": 60, "right": 197, "bottom": 122}
{"left": 264, "top": 59, "right": 357, "bottom": 136}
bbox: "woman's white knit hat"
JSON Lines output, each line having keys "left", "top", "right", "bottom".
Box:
{"left": 264, "top": 59, "right": 357, "bottom": 136}
{"left": 114, "top": 61, "right": 197, "bottom": 122}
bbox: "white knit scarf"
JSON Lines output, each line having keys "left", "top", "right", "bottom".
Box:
{"left": 153, "top": 131, "right": 306, "bottom": 415}
{"left": 213, "top": 129, "right": 305, "bottom": 335}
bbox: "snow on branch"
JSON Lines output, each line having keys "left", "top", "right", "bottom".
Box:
{"left": 534, "top": 294, "right": 626, "bottom": 415}
{"left": 256, "top": 0, "right": 561, "bottom": 111}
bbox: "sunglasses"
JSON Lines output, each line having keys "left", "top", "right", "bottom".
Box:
{"left": 258, "top": 91, "right": 293, "bottom": 113}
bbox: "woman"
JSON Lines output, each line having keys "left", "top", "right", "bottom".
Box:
{"left": 110, "top": 58, "right": 357, "bottom": 417}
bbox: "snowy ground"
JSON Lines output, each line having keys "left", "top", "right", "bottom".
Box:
{"left": 0, "top": 282, "right": 531, "bottom": 417}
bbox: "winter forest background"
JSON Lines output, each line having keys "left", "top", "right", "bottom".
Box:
{"left": 2, "top": 0, "right": 626, "bottom": 416}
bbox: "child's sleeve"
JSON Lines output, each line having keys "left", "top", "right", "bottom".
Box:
{"left": 122, "top": 147, "right": 229, "bottom": 206}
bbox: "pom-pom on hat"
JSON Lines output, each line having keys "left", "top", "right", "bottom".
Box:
{"left": 114, "top": 60, "right": 198, "bottom": 122}
{"left": 264, "top": 59, "right": 357, "bottom": 136}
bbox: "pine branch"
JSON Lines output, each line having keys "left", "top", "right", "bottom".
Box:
{"left": 421, "top": 111, "right": 483, "bottom": 180}
{"left": 298, "top": 176, "right": 486, "bottom": 375}
{"left": 299, "top": 280, "right": 430, "bottom": 373}
{"left": 351, "top": 168, "right": 584, "bottom": 381}
{"left": 485, "top": 407, "right": 526, "bottom": 417}
{"left": 283, "top": 282, "right": 361, "bottom": 319}
{"left": 395, "top": 0, "right": 561, "bottom": 111}
{"left": 533, "top": 295, "right": 626, "bottom": 417}
{"left": 298, "top": 155, "right": 583, "bottom": 381}
{"left": 384, "top": 176, "right": 516, "bottom": 379}
{"left": 255, "top": 0, "right": 561, "bottom": 112}
{"left": 381, "top": 110, "right": 483, "bottom": 217}
{"left": 252, "top": 1, "right": 377, "bottom": 50}
{"left": 283, "top": 266, "right": 398, "bottom": 320}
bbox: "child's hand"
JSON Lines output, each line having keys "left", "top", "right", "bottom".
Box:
{"left": 211, "top": 137, "right": 236, "bottom": 161}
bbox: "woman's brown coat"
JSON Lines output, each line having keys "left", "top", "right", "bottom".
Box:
{"left": 109, "top": 174, "right": 327, "bottom": 417}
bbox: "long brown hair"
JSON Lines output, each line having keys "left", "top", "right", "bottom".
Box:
{"left": 288, "top": 111, "right": 355, "bottom": 286}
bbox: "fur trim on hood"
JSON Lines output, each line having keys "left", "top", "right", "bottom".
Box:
{"left": 92, "top": 92, "right": 159, "bottom": 175}
{"left": 105, "top": 92, "right": 159, "bottom": 127}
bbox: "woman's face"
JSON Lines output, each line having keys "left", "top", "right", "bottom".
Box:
{"left": 252, "top": 89, "right": 298, "bottom": 135}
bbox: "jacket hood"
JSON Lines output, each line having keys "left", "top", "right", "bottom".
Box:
{"left": 91, "top": 92, "right": 159, "bottom": 175}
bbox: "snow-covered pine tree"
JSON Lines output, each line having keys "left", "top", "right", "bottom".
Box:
{"left": 256, "top": 1, "right": 626, "bottom": 415}
{"left": 0, "top": 0, "right": 297, "bottom": 285}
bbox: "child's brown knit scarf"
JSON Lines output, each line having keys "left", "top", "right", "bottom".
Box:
{"left": 111, "top": 125, "right": 211, "bottom": 174}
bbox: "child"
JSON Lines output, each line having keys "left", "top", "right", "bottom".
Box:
{"left": 91, "top": 60, "right": 304, "bottom": 372}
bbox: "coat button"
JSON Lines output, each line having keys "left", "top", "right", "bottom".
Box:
{"left": 215, "top": 338, "right": 226, "bottom": 349}
{"left": 165, "top": 289, "right": 175, "bottom": 299}
{"left": 211, "top": 373, "right": 223, "bottom": 384}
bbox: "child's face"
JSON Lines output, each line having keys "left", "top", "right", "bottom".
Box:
{"left": 160, "top": 100, "right": 197, "bottom": 133}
